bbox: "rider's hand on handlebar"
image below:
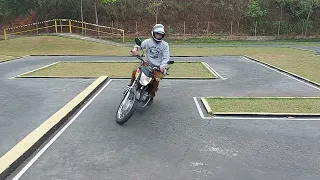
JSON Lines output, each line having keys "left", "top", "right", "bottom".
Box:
{"left": 160, "top": 67, "right": 166, "bottom": 73}
{"left": 131, "top": 48, "right": 138, "bottom": 56}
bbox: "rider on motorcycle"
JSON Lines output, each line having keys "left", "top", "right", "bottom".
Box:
{"left": 130, "top": 24, "right": 170, "bottom": 105}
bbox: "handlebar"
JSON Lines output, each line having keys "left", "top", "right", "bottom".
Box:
{"left": 130, "top": 51, "right": 169, "bottom": 75}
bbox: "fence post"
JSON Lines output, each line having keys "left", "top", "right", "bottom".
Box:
{"left": 69, "top": 20, "right": 72, "bottom": 33}
{"left": 54, "top": 20, "right": 58, "bottom": 33}
{"left": 4, "top": 29, "right": 7, "bottom": 40}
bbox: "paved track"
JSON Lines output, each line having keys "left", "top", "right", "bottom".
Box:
{"left": 2, "top": 55, "right": 320, "bottom": 180}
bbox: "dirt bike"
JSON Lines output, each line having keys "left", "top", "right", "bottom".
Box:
{"left": 115, "top": 38, "right": 174, "bottom": 125}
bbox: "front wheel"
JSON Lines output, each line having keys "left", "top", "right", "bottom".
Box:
{"left": 116, "top": 90, "right": 137, "bottom": 125}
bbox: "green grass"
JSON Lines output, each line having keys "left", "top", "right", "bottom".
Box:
{"left": 0, "top": 36, "right": 130, "bottom": 57}
{"left": 1, "top": 36, "right": 319, "bottom": 84}
{"left": 170, "top": 47, "right": 320, "bottom": 84}
{"left": 205, "top": 97, "right": 320, "bottom": 114}
{"left": 0, "top": 55, "right": 15, "bottom": 62}
{"left": 18, "top": 61, "right": 216, "bottom": 78}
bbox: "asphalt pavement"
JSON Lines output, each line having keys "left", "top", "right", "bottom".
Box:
{"left": 2, "top": 55, "right": 320, "bottom": 180}
{"left": 11, "top": 79, "right": 320, "bottom": 180}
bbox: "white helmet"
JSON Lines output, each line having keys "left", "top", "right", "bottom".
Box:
{"left": 151, "top": 24, "right": 165, "bottom": 42}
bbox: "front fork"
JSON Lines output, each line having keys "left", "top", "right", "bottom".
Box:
{"left": 124, "top": 70, "right": 154, "bottom": 102}
{"left": 124, "top": 72, "right": 143, "bottom": 100}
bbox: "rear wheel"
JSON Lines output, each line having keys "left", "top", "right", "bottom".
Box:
{"left": 116, "top": 90, "right": 137, "bottom": 125}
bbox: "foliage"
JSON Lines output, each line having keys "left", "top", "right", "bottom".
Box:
{"left": 0, "top": 0, "right": 319, "bottom": 36}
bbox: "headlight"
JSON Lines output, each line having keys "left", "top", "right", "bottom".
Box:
{"left": 139, "top": 72, "right": 152, "bottom": 86}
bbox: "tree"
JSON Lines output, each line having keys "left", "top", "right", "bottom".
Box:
{"left": 301, "top": 0, "right": 320, "bottom": 35}
{"left": 0, "top": 0, "right": 33, "bottom": 24}
{"left": 276, "top": 0, "right": 288, "bottom": 36}
{"left": 247, "top": 0, "right": 267, "bottom": 36}
{"left": 147, "top": 0, "right": 164, "bottom": 24}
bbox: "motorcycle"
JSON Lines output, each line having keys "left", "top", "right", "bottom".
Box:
{"left": 115, "top": 38, "right": 174, "bottom": 125}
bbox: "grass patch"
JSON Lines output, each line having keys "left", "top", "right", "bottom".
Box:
{"left": 0, "top": 55, "right": 15, "bottom": 62}
{"left": 18, "top": 61, "right": 216, "bottom": 78}
{"left": 205, "top": 97, "right": 320, "bottom": 114}
{"left": 1, "top": 36, "right": 319, "bottom": 84}
{"left": 170, "top": 47, "right": 320, "bottom": 84}
{"left": 0, "top": 36, "right": 130, "bottom": 57}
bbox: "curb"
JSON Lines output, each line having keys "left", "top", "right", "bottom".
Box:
{"left": 0, "top": 76, "right": 109, "bottom": 180}
{"left": 201, "top": 97, "right": 320, "bottom": 118}
{"left": 244, "top": 55, "right": 320, "bottom": 88}
{"left": 201, "top": 98, "right": 212, "bottom": 114}
{"left": 204, "top": 96, "right": 320, "bottom": 99}
{"left": 213, "top": 113, "right": 320, "bottom": 118}
{"left": 0, "top": 56, "right": 29, "bottom": 64}
{"left": 201, "top": 62, "right": 224, "bottom": 79}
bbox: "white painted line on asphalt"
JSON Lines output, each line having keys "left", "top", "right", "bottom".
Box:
{"left": 242, "top": 57, "right": 320, "bottom": 91}
{"left": 12, "top": 79, "right": 113, "bottom": 180}
{"left": 202, "top": 62, "right": 227, "bottom": 80}
{"left": 14, "top": 61, "right": 61, "bottom": 78}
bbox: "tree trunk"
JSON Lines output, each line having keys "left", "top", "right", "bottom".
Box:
{"left": 183, "top": 21, "right": 186, "bottom": 36}
{"left": 305, "top": 12, "right": 311, "bottom": 36}
{"left": 135, "top": 21, "right": 138, "bottom": 35}
{"left": 231, "top": 21, "right": 233, "bottom": 36}
{"left": 155, "top": 0, "right": 158, "bottom": 24}
{"left": 254, "top": 20, "right": 257, "bottom": 36}
{"left": 301, "top": 20, "right": 304, "bottom": 36}
{"left": 94, "top": 2, "right": 99, "bottom": 36}
{"left": 237, "top": 21, "right": 240, "bottom": 35}
{"left": 197, "top": 22, "right": 199, "bottom": 36}
{"left": 278, "top": 5, "right": 283, "bottom": 37}
{"left": 81, "top": 0, "right": 84, "bottom": 35}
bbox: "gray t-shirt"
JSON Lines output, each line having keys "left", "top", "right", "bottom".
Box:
{"left": 135, "top": 38, "right": 170, "bottom": 68}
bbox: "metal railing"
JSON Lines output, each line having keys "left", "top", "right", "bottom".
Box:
{"left": 2, "top": 19, "right": 125, "bottom": 42}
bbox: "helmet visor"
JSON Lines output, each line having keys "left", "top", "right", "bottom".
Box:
{"left": 153, "top": 25, "right": 165, "bottom": 34}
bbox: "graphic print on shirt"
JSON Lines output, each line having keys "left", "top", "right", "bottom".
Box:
{"left": 149, "top": 46, "right": 161, "bottom": 59}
